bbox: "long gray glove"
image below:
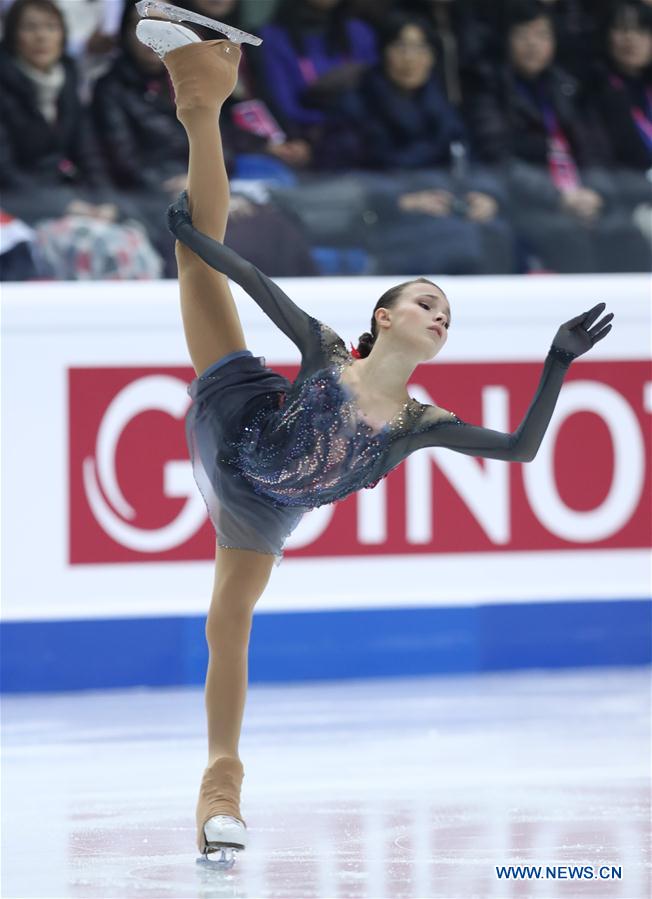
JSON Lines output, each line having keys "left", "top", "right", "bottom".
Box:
{"left": 410, "top": 301, "right": 615, "bottom": 461}
{"left": 549, "top": 301, "right": 614, "bottom": 367}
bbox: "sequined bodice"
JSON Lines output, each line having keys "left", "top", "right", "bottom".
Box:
{"left": 232, "top": 323, "right": 428, "bottom": 509}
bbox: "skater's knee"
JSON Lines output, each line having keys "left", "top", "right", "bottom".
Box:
{"left": 205, "top": 588, "right": 260, "bottom": 647}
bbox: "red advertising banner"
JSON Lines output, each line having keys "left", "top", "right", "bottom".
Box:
{"left": 69, "top": 360, "right": 652, "bottom": 565}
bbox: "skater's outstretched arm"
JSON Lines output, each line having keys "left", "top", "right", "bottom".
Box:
{"left": 168, "top": 192, "right": 330, "bottom": 361}
{"left": 408, "top": 303, "right": 614, "bottom": 462}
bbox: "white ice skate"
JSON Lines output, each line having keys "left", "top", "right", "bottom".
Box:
{"left": 135, "top": 17, "right": 201, "bottom": 58}
{"left": 135, "top": 0, "right": 262, "bottom": 46}
{"left": 197, "top": 815, "right": 247, "bottom": 870}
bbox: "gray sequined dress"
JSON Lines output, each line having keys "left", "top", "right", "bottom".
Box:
{"left": 171, "top": 195, "right": 575, "bottom": 566}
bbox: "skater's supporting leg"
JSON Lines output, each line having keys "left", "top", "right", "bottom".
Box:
{"left": 204, "top": 544, "right": 276, "bottom": 764}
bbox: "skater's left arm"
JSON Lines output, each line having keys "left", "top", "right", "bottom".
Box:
{"left": 168, "top": 194, "right": 328, "bottom": 359}
{"left": 407, "top": 303, "right": 614, "bottom": 462}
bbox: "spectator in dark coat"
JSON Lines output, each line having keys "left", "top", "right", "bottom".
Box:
{"left": 338, "top": 13, "right": 466, "bottom": 170}
{"left": 592, "top": 0, "right": 652, "bottom": 247}
{"left": 257, "top": 0, "right": 377, "bottom": 152}
{"left": 91, "top": 0, "right": 190, "bottom": 273}
{"left": 398, "top": 0, "right": 492, "bottom": 105}
{"left": 171, "top": 0, "right": 315, "bottom": 176}
{"left": 593, "top": 0, "right": 652, "bottom": 171}
{"left": 92, "top": 0, "right": 318, "bottom": 278}
{"left": 335, "top": 12, "right": 515, "bottom": 274}
{"left": 0, "top": 0, "right": 116, "bottom": 226}
{"left": 467, "top": 0, "right": 598, "bottom": 84}
{"left": 465, "top": 0, "right": 651, "bottom": 272}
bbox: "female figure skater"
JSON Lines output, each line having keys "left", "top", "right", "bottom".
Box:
{"left": 135, "top": 3, "right": 614, "bottom": 869}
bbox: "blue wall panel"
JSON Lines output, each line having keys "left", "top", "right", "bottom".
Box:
{"left": 1, "top": 600, "right": 650, "bottom": 693}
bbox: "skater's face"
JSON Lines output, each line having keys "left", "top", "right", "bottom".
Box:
{"left": 609, "top": 10, "right": 652, "bottom": 74}
{"left": 508, "top": 15, "right": 555, "bottom": 78}
{"left": 384, "top": 24, "right": 435, "bottom": 91}
{"left": 377, "top": 282, "right": 451, "bottom": 361}
{"left": 15, "top": 3, "right": 64, "bottom": 72}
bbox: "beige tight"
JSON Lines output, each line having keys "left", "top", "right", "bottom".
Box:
{"left": 168, "top": 41, "right": 277, "bottom": 770}
{"left": 205, "top": 545, "right": 275, "bottom": 765}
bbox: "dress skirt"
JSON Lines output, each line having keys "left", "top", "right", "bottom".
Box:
{"left": 185, "top": 349, "right": 310, "bottom": 566}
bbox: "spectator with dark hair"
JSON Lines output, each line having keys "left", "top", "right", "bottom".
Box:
{"left": 468, "top": 0, "right": 597, "bottom": 83}
{"left": 398, "top": 0, "right": 491, "bottom": 106}
{"left": 0, "top": 0, "right": 108, "bottom": 214}
{"left": 171, "top": 0, "right": 314, "bottom": 176}
{"left": 92, "top": 0, "right": 317, "bottom": 278}
{"left": 91, "top": 0, "right": 191, "bottom": 273}
{"left": 332, "top": 12, "right": 515, "bottom": 274}
{"left": 592, "top": 0, "right": 652, "bottom": 247}
{"left": 0, "top": 0, "right": 166, "bottom": 278}
{"left": 339, "top": 12, "right": 465, "bottom": 170}
{"left": 257, "top": 0, "right": 377, "bottom": 145}
{"left": 593, "top": 0, "right": 652, "bottom": 171}
{"left": 465, "top": 0, "right": 651, "bottom": 272}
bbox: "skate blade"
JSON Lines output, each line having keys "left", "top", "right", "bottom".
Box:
{"left": 135, "top": 0, "right": 262, "bottom": 46}
{"left": 196, "top": 845, "right": 242, "bottom": 870}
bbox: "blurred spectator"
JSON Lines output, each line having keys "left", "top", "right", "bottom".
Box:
{"left": 593, "top": 0, "right": 652, "bottom": 251}
{"left": 465, "top": 0, "right": 651, "bottom": 272}
{"left": 399, "top": 0, "right": 491, "bottom": 105}
{"left": 332, "top": 12, "right": 515, "bottom": 274}
{"left": 172, "top": 0, "right": 314, "bottom": 179}
{"left": 257, "top": 0, "right": 377, "bottom": 151}
{"left": 0, "top": 0, "right": 159, "bottom": 279}
{"left": 468, "top": 0, "right": 597, "bottom": 83}
{"left": 93, "top": 0, "right": 187, "bottom": 191}
{"left": 92, "top": 0, "right": 189, "bottom": 273}
{"left": 337, "top": 13, "right": 465, "bottom": 169}
{"left": 0, "top": 0, "right": 130, "bottom": 224}
{"left": 593, "top": 0, "right": 652, "bottom": 171}
{"left": 0, "top": 0, "right": 108, "bottom": 204}
{"left": 92, "top": 0, "right": 317, "bottom": 277}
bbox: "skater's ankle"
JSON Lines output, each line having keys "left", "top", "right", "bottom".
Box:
{"left": 207, "top": 751, "right": 241, "bottom": 767}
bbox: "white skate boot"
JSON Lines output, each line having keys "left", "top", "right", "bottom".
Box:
{"left": 135, "top": 18, "right": 201, "bottom": 59}
{"left": 135, "top": 0, "right": 262, "bottom": 46}
{"left": 197, "top": 815, "right": 247, "bottom": 869}
{"left": 195, "top": 757, "right": 247, "bottom": 869}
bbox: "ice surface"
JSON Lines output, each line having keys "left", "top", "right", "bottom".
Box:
{"left": 2, "top": 668, "right": 650, "bottom": 898}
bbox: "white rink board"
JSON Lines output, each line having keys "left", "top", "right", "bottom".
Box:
{"left": 2, "top": 274, "right": 651, "bottom": 622}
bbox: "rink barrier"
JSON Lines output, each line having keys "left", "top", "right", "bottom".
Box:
{"left": 1, "top": 599, "right": 650, "bottom": 693}
{"left": 2, "top": 275, "right": 651, "bottom": 692}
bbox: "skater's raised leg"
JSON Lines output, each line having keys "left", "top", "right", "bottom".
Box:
{"left": 137, "top": 18, "right": 247, "bottom": 376}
